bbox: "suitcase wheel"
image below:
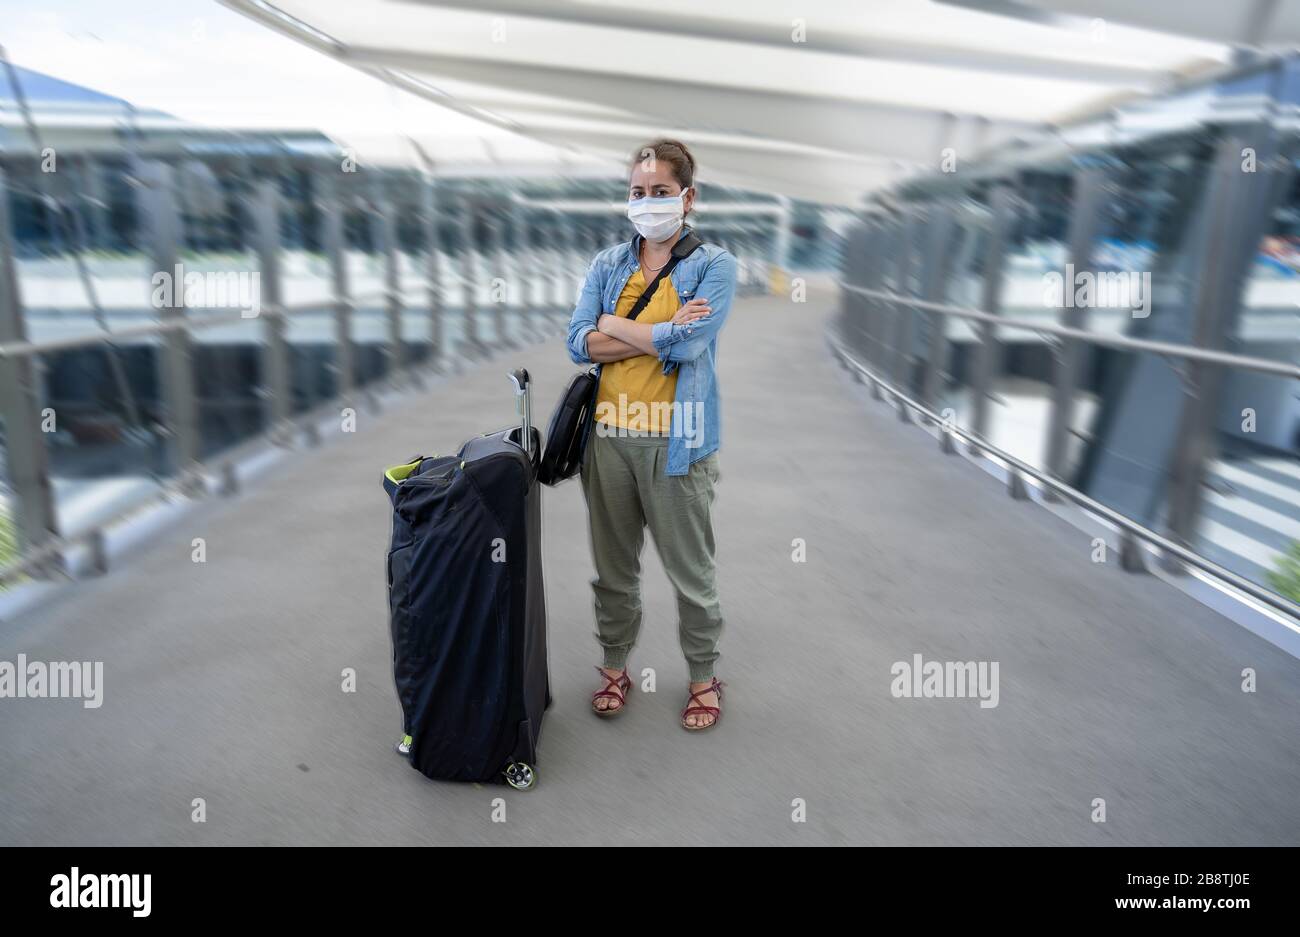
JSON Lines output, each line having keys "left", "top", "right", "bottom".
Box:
{"left": 503, "top": 762, "right": 536, "bottom": 791}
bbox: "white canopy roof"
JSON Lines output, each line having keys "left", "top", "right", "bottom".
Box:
{"left": 947, "top": 0, "right": 1300, "bottom": 46}
{"left": 220, "top": 0, "right": 1234, "bottom": 205}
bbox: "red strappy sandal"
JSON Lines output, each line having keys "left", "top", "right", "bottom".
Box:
{"left": 681, "top": 677, "right": 725, "bottom": 731}
{"left": 591, "top": 666, "right": 632, "bottom": 717}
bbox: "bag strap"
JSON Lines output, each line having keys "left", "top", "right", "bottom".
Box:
{"left": 626, "top": 230, "right": 704, "bottom": 322}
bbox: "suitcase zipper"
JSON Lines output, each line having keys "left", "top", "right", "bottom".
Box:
{"left": 399, "top": 459, "right": 457, "bottom": 487}
{"left": 396, "top": 451, "right": 530, "bottom": 491}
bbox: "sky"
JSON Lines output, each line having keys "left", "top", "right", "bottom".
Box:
{"left": 0, "top": 0, "right": 568, "bottom": 168}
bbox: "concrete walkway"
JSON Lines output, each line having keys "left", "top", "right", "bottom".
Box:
{"left": 1, "top": 294, "right": 1298, "bottom": 845}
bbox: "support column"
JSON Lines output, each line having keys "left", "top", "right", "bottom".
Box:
{"left": 378, "top": 198, "right": 404, "bottom": 385}
{"left": 837, "top": 215, "right": 867, "bottom": 361}
{"left": 890, "top": 210, "right": 918, "bottom": 387}
{"left": 319, "top": 173, "right": 355, "bottom": 404}
{"left": 1166, "top": 136, "right": 1283, "bottom": 550}
{"left": 250, "top": 180, "right": 293, "bottom": 443}
{"left": 421, "top": 175, "right": 443, "bottom": 367}
{"left": 553, "top": 209, "right": 572, "bottom": 313}
{"left": 918, "top": 205, "right": 957, "bottom": 409}
{"left": 508, "top": 193, "right": 533, "bottom": 341}
{"left": 1044, "top": 167, "right": 1107, "bottom": 482}
{"left": 461, "top": 197, "right": 480, "bottom": 352}
{"left": 970, "top": 185, "right": 1015, "bottom": 440}
{"left": 490, "top": 206, "right": 509, "bottom": 346}
{"left": 76, "top": 156, "right": 109, "bottom": 252}
{"left": 135, "top": 161, "right": 202, "bottom": 492}
{"left": 861, "top": 218, "right": 888, "bottom": 369}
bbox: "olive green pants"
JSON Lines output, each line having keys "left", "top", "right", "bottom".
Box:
{"left": 580, "top": 430, "right": 723, "bottom": 682}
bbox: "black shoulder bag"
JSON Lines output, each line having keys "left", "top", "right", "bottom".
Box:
{"left": 537, "top": 231, "right": 704, "bottom": 486}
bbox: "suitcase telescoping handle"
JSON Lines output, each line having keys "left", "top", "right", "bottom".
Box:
{"left": 508, "top": 368, "right": 532, "bottom": 457}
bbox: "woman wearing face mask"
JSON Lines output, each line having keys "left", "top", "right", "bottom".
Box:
{"left": 566, "top": 139, "right": 736, "bottom": 731}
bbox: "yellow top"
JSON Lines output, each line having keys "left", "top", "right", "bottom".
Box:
{"left": 593, "top": 269, "right": 680, "bottom": 434}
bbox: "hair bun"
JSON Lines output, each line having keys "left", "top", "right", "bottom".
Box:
{"left": 629, "top": 138, "right": 697, "bottom": 188}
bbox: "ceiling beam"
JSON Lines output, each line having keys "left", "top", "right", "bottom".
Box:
{"left": 939, "top": 0, "right": 1288, "bottom": 46}
{"left": 380, "top": 68, "right": 888, "bottom": 203}
{"left": 397, "top": 0, "right": 1175, "bottom": 84}
{"left": 341, "top": 45, "right": 1042, "bottom": 163}
{"left": 508, "top": 125, "right": 899, "bottom": 203}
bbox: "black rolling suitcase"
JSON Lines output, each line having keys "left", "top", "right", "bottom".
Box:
{"left": 382, "top": 369, "right": 548, "bottom": 790}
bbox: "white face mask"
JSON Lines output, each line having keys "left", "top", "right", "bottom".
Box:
{"left": 627, "top": 189, "right": 689, "bottom": 242}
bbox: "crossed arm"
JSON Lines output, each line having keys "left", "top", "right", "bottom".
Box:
{"left": 571, "top": 297, "right": 710, "bottom": 363}
{"left": 567, "top": 251, "right": 735, "bottom": 368}
{"left": 585, "top": 298, "right": 712, "bottom": 360}
{"left": 585, "top": 331, "right": 642, "bottom": 362}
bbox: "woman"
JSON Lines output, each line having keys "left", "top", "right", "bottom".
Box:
{"left": 566, "top": 139, "right": 736, "bottom": 730}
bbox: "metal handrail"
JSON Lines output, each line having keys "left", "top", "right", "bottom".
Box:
{"left": 0, "top": 311, "right": 576, "bottom": 588}
{"left": 0, "top": 308, "right": 268, "bottom": 358}
{"left": 840, "top": 282, "right": 1300, "bottom": 381}
{"left": 0, "top": 288, "right": 445, "bottom": 360}
{"left": 0, "top": 276, "right": 560, "bottom": 363}
{"left": 828, "top": 333, "right": 1300, "bottom": 624}
{"left": 0, "top": 263, "right": 523, "bottom": 359}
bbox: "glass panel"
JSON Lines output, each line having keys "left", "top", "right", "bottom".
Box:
{"left": 281, "top": 177, "right": 339, "bottom": 411}
{"left": 13, "top": 161, "right": 154, "bottom": 352}
{"left": 893, "top": 206, "right": 931, "bottom": 395}
{"left": 193, "top": 316, "right": 269, "bottom": 448}
{"left": 459, "top": 188, "right": 488, "bottom": 353}
{"left": 483, "top": 204, "right": 513, "bottom": 346}
{"left": 39, "top": 342, "right": 166, "bottom": 540}
{"left": 1074, "top": 138, "right": 1217, "bottom": 518}
{"left": 982, "top": 168, "right": 1074, "bottom": 469}
{"left": 400, "top": 244, "right": 433, "bottom": 367}
{"left": 837, "top": 214, "right": 875, "bottom": 364}
{"left": 935, "top": 190, "right": 993, "bottom": 432}
{"left": 282, "top": 308, "right": 335, "bottom": 416}
{"left": 182, "top": 167, "right": 269, "bottom": 455}
{"left": 862, "top": 216, "right": 897, "bottom": 370}
{"left": 1196, "top": 148, "right": 1300, "bottom": 602}
{"left": 343, "top": 193, "right": 387, "bottom": 388}
{"left": 10, "top": 160, "right": 166, "bottom": 539}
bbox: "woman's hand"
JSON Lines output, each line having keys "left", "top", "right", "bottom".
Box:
{"left": 672, "top": 298, "right": 711, "bottom": 325}
{"left": 597, "top": 313, "right": 618, "bottom": 334}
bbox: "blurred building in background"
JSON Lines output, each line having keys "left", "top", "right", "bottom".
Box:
{"left": 0, "top": 60, "right": 813, "bottom": 585}
{"left": 839, "top": 48, "right": 1300, "bottom": 610}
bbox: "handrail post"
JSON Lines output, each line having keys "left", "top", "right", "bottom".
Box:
{"left": 0, "top": 166, "right": 61, "bottom": 573}
{"left": 489, "top": 205, "right": 509, "bottom": 347}
{"left": 378, "top": 196, "right": 404, "bottom": 386}
{"left": 773, "top": 194, "right": 792, "bottom": 293}
{"left": 551, "top": 208, "right": 568, "bottom": 313}
{"left": 1044, "top": 166, "right": 1107, "bottom": 483}
{"left": 421, "top": 174, "right": 443, "bottom": 369}
{"left": 508, "top": 192, "right": 532, "bottom": 342}
{"left": 919, "top": 205, "right": 957, "bottom": 409}
{"left": 890, "top": 211, "right": 918, "bottom": 388}
{"left": 461, "top": 195, "right": 480, "bottom": 354}
{"left": 858, "top": 218, "right": 884, "bottom": 368}
{"left": 136, "top": 160, "right": 202, "bottom": 494}
{"left": 319, "top": 172, "right": 355, "bottom": 404}
{"left": 250, "top": 179, "right": 293, "bottom": 445}
{"left": 970, "top": 184, "right": 1015, "bottom": 440}
{"left": 838, "top": 215, "right": 867, "bottom": 362}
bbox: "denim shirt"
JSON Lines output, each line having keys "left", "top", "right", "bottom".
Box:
{"left": 566, "top": 225, "right": 736, "bottom": 476}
